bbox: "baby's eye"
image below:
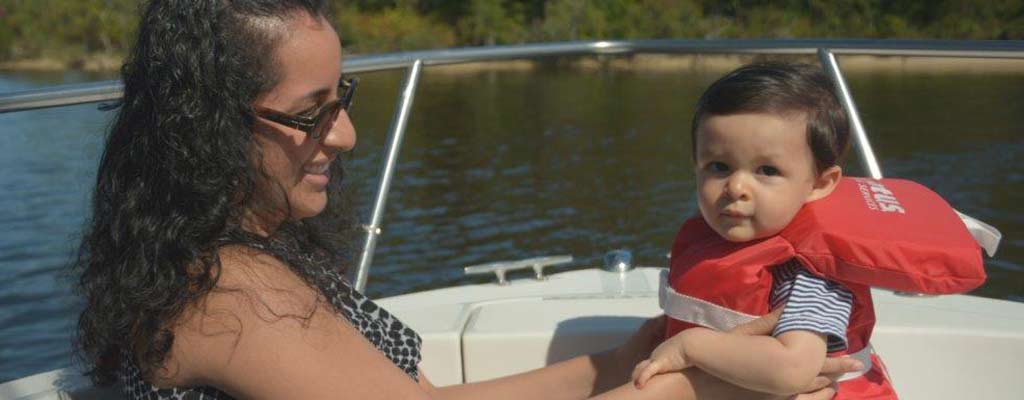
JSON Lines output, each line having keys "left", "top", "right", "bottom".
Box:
{"left": 706, "top": 161, "right": 730, "bottom": 173}
{"left": 757, "top": 165, "right": 781, "bottom": 176}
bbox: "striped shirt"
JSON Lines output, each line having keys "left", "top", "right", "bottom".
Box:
{"left": 769, "top": 259, "right": 854, "bottom": 353}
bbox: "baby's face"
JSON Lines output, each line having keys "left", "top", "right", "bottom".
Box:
{"left": 694, "top": 112, "right": 820, "bottom": 242}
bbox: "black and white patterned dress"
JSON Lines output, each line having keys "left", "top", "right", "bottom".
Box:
{"left": 119, "top": 240, "right": 422, "bottom": 400}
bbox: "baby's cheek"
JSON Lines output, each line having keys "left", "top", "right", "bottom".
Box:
{"left": 757, "top": 210, "right": 797, "bottom": 238}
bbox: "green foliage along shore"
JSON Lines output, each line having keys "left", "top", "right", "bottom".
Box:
{"left": 2, "top": 0, "right": 1023, "bottom": 69}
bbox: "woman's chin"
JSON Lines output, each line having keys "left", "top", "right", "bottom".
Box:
{"left": 291, "top": 192, "right": 328, "bottom": 220}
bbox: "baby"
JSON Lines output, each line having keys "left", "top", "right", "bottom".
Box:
{"left": 632, "top": 62, "right": 897, "bottom": 399}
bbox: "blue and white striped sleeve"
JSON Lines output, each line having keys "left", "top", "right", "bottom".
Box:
{"left": 770, "top": 261, "right": 854, "bottom": 353}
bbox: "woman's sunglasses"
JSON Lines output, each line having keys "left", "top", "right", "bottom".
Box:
{"left": 255, "top": 77, "right": 358, "bottom": 140}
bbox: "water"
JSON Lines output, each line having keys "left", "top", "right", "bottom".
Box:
{"left": 1, "top": 60, "right": 1022, "bottom": 383}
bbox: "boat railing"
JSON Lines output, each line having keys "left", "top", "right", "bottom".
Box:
{"left": 1, "top": 39, "right": 1019, "bottom": 291}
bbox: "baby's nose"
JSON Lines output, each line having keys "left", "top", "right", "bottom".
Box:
{"left": 725, "top": 174, "right": 751, "bottom": 200}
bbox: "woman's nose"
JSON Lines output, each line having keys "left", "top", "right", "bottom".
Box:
{"left": 322, "top": 109, "right": 356, "bottom": 152}
{"left": 725, "top": 173, "right": 751, "bottom": 201}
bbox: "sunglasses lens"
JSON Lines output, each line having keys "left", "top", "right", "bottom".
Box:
{"left": 312, "top": 102, "right": 343, "bottom": 140}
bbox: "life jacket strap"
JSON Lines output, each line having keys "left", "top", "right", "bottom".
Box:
{"left": 838, "top": 345, "right": 874, "bottom": 382}
{"left": 659, "top": 270, "right": 757, "bottom": 331}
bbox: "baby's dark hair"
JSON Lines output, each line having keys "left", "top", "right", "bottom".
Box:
{"left": 691, "top": 62, "right": 850, "bottom": 172}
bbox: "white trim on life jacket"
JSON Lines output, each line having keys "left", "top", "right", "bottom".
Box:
{"left": 659, "top": 269, "right": 757, "bottom": 331}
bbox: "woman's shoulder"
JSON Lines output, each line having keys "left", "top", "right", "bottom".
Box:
{"left": 215, "top": 243, "right": 323, "bottom": 310}
{"left": 150, "top": 244, "right": 333, "bottom": 388}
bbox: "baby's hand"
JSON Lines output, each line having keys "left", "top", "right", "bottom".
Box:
{"left": 630, "top": 332, "right": 693, "bottom": 389}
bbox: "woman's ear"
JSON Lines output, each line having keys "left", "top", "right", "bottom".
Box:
{"left": 806, "top": 166, "right": 842, "bottom": 202}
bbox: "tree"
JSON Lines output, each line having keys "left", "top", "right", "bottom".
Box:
{"left": 458, "top": 0, "right": 527, "bottom": 45}
{"left": 539, "top": 0, "right": 608, "bottom": 41}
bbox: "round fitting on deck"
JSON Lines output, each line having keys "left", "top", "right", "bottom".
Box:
{"left": 602, "top": 249, "right": 633, "bottom": 273}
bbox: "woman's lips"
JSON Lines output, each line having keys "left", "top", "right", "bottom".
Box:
{"left": 303, "top": 163, "right": 330, "bottom": 186}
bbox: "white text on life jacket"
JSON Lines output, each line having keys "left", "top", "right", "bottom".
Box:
{"left": 855, "top": 178, "right": 906, "bottom": 214}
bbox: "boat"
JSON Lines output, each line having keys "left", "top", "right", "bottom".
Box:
{"left": 1, "top": 40, "right": 1022, "bottom": 400}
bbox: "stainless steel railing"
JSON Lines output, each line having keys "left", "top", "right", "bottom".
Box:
{"left": 818, "top": 49, "right": 883, "bottom": 179}
{"left": 354, "top": 60, "right": 422, "bottom": 291}
{"left": 4, "top": 40, "right": 1024, "bottom": 114}
{"left": 1, "top": 39, "right": 1021, "bottom": 292}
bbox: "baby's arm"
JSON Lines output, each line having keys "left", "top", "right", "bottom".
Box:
{"left": 645, "top": 327, "right": 828, "bottom": 395}
{"left": 635, "top": 264, "right": 853, "bottom": 395}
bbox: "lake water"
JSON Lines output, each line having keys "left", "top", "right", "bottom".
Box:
{"left": 1, "top": 59, "right": 1022, "bottom": 383}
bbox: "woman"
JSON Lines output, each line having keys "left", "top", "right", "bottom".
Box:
{"left": 73, "top": 1, "right": 859, "bottom": 399}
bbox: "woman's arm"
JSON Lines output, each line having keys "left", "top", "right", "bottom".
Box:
{"left": 429, "top": 316, "right": 666, "bottom": 400}
{"left": 430, "top": 350, "right": 618, "bottom": 400}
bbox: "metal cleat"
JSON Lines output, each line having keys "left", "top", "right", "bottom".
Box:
{"left": 464, "top": 255, "right": 573, "bottom": 285}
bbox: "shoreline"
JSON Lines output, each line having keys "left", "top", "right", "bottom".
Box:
{"left": 3, "top": 53, "right": 1021, "bottom": 75}
{"left": 0, "top": 54, "right": 122, "bottom": 73}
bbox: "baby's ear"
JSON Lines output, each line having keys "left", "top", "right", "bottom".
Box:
{"left": 807, "top": 166, "right": 842, "bottom": 202}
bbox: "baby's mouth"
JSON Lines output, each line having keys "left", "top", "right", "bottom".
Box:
{"left": 720, "top": 209, "right": 749, "bottom": 218}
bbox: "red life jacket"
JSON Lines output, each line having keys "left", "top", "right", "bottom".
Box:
{"left": 661, "top": 177, "right": 986, "bottom": 399}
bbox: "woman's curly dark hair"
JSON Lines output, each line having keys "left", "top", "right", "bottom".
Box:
{"left": 72, "top": 0, "right": 356, "bottom": 385}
